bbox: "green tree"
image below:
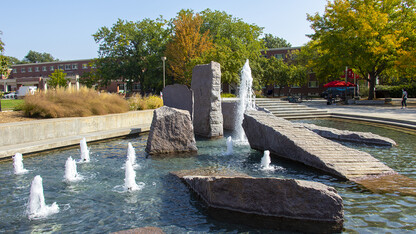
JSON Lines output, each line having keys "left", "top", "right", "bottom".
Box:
{"left": 93, "top": 18, "right": 170, "bottom": 95}
{"left": 263, "top": 33, "right": 292, "bottom": 48}
{"left": 258, "top": 56, "right": 308, "bottom": 96}
{"left": 6, "top": 56, "right": 20, "bottom": 65}
{"left": 307, "top": 0, "right": 416, "bottom": 99}
{"left": 166, "top": 10, "right": 214, "bottom": 86}
{"left": 48, "top": 69, "right": 68, "bottom": 88}
{"left": 199, "top": 9, "right": 265, "bottom": 86}
{"left": 0, "top": 31, "right": 9, "bottom": 77}
{"left": 23, "top": 50, "right": 58, "bottom": 63}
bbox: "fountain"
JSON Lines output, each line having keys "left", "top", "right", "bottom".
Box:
{"left": 79, "top": 137, "right": 90, "bottom": 162}
{"left": 13, "top": 153, "right": 28, "bottom": 175}
{"left": 27, "top": 175, "right": 59, "bottom": 220}
{"left": 224, "top": 136, "right": 233, "bottom": 155}
{"left": 124, "top": 159, "right": 144, "bottom": 192}
{"left": 260, "top": 150, "right": 274, "bottom": 170}
{"left": 234, "top": 59, "right": 255, "bottom": 142}
{"left": 127, "top": 142, "right": 137, "bottom": 167}
{"left": 65, "top": 156, "right": 82, "bottom": 182}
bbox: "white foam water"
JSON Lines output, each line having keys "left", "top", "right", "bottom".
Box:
{"left": 13, "top": 153, "right": 28, "bottom": 175}
{"left": 79, "top": 138, "right": 90, "bottom": 162}
{"left": 65, "top": 157, "right": 83, "bottom": 182}
{"left": 124, "top": 159, "right": 144, "bottom": 192}
{"left": 223, "top": 136, "right": 233, "bottom": 156}
{"left": 27, "top": 175, "right": 59, "bottom": 220}
{"left": 234, "top": 59, "right": 255, "bottom": 143}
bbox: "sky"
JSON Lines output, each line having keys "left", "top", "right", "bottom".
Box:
{"left": 1, "top": 0, "right": 328, "bottom": 61}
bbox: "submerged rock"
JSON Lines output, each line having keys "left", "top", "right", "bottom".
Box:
{"left": 297, "top": 123, "right": 397, "bottom": 146}
{"left": 172, "top": 168, "right": 344, "bottom": 233}
{"left": 145, "top": 106, "right": 197, "bottom": 155}
{"left": 112, "top": 227, "right": 164, "bottom": 234}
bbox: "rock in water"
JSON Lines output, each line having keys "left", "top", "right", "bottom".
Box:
{"left": 146, "top": 106, "right": 197, "bottom": 155}
{"left": 172, "top": 168, "right": 344, "bottom": 233}
{"left": 162, "top": 84, "right": 194, "bottom": 120}
{"left": 191, "top": 61, "right": 223, "bottom": 138}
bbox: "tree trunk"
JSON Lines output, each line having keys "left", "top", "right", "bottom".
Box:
{"left": 368, "top": 73, "right": 376, "bottom": 100}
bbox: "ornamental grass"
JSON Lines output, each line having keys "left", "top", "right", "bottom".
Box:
{"left": 127, "top": 94, "right": 163, "bottom": 110}
{"left": 22, "top": 87, "right": 129, "bottom": 118}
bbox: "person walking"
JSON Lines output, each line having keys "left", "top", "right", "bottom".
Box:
{"left": 402, "top": 88, "right": 408, "bottom": 109}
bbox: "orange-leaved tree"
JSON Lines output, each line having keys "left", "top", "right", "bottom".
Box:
{"left": 165, "top": 10, "right": 213, "bottom": 86}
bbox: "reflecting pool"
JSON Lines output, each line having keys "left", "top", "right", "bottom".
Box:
{"left": 0, "top": 119, "right": 415, "bottom": 233}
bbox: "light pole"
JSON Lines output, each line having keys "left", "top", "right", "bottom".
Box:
{"left": 161, "top": 56, "right": 166, "bottom": 88}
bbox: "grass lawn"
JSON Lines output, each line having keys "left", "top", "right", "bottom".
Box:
{"left": 1, "top": 99, "right": 24, "bottom": 110}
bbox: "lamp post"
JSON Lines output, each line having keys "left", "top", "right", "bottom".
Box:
{"left": 161, "top": 56, "right": 166, "bottom": 88}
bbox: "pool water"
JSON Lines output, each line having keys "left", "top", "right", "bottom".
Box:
{"left": 0, "top": 119, "right": 415, "bottom": 233}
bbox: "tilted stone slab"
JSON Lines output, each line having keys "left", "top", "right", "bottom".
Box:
{"left": 297, "top": 123, "right": 396, "bottom": 147}
{"left": 162, "top": 84, "right": 194, "bottom": 120}
{"left": 145, "top": 106, "right": 197, "bottom": 155}
{"left": 172, "top": 168, "right": 344, "bottom": 233}
{"left": 242, "top": 110, "right": 396, "bottom": 180}
{"left": 191, "top": 61, "right": 223, "bottom": 138}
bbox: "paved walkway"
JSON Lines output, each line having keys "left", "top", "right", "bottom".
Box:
{"left": 303, "top": 98, "right": 416, "bottom": 130}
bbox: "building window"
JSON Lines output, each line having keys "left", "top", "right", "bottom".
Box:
{"left": 42, "top": 66, "right": 47, "bottom": 71}
{"left": 35, "top": 67, "right": 40, "bottom": 72}
{"left": 28, "top": 67, "right": 32, "bottom": 72}
{"left": 274, "top": 54, "right": 284, "bottom": 60}
{"left": 65, "top": 64, "right": 71, "bottom": 70}
{"left": 291, "top": 85, "right": 300, "bottom": 88}
{"left": 308, "top": 81, "right": 319, "bottom": 88}
{"left": 72, "top": 64, "right": 78, "bottom": 70}
{"left": 21, "top": 68, "right": 26, "bottom": 73}
{"left": 58, "top": 65, "right": 64, "bottom": 70}
{"left": 50, "top": 66, "right": 54, "bottom": 71}
{"left": 133, "top": 83, "right": 140, "bottom": 90}
{"left": 13, "top": 68, "right": 17, "bottom": 73}
{"left": 82, "top": 64, "right": 88, "bottom": 69}
{"left": 119, "top": 83, "right": 125, "bottom": 90}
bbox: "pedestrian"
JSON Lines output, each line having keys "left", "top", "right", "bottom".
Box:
{"left": 402, "top": 88, "right": 408, "bottom": 109}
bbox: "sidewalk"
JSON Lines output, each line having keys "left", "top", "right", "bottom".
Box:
{"left": 303, "top": 98, "right": 416, "bottom": 130}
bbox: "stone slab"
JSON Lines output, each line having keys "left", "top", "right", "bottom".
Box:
{"left": 191, "top": 61, "right": 223, "bottom": 138}
{"left": 172, "top": 168, "right": 344, "bottom": 233}
{"left": 162, "top": 84, "right": 193, "bottom": 119}
{"left": 297, "top": 123, "right": 397, "bottom": 146}
{"left": 242, "top": 110, "right": 396, "bottom": 180}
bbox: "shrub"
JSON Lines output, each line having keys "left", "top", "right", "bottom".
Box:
{"left": 127, "top": 94, "right": 163, "bottom": 110}
{"left": 221, "top": 93, "right": 236, "bottom": 98}
{"left": 22, "top": 87, "right": 129, "bottom": 118}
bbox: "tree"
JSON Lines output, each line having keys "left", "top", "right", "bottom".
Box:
{"left": 263, "top": 33, "right": 292, "bottom": 48}
{"left": 165, "top": 10, "right": 214, "bottom": 86}
{"left": 258, "top": 56, "right": 308, "bottom": 96}
{"left": 48, "top": 69, "right": 68, "bottom": 88}
{"left": 307, "top": 0, "right": 416, "bottom": 99}
{"left": 0, "top": 31, "right": 9, "bottom": 77}
{"left": 6, "top": 56, "right": 20, "bottom": 65}
{"left": 199, "top": 9, "right": 265, "bottom": 86}
{"left": 23, "top": 50, "right": 57, "bottom": 63}
{"left": 93, "top": 18, "right": 170, "bottom": 95}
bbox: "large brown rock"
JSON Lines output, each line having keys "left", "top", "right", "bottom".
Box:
{"left": 172, "top": 168, "right": 344, "bottom": 233}
{"left": 145, "top": 106, "right": 197, "bottom": 155}
{"left": 191, "top": 61, "right": 223, "bottom": 138}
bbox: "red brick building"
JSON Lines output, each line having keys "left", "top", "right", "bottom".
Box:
{"left": 1, "top": 59, "right": 137, "bottom": 93}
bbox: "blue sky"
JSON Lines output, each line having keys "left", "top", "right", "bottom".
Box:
{"left": 1, "top": 0, "right": 327, "bottom": 61}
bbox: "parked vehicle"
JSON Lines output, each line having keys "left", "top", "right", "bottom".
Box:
{"left": 3, "top": 93, "right": 17, "bottom": 99}
{"left": 16, "top": 86, "right": 37, "bottom": 98}
{"left": 321, "top": 87, "right": 358, "bottom": 99}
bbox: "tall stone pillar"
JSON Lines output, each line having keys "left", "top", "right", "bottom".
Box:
{"left": 191, "top": 61, "right": 223, "bottom": 138}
